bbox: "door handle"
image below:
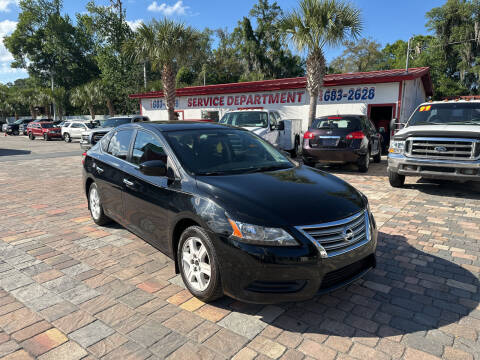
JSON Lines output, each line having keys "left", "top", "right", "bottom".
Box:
{"left": 95, "top": 166, "right": 104, "bottom": 174}
{"left": 123, "top": 179, "right": 135, "bottom": 187}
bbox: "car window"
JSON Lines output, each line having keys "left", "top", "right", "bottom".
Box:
{"left": 131, "top": 131, "right": 167, "bottom": 166}
{"left": 101, "top": 131, "right": 114, "bottom": 152}
{"left": 219, "top": 112, "right": 268, "bottom": 128}
{"left": 42, "top": 123, "right": 54, "bottom": 128}
{"left": 312, "top": 117, "right": 362, "bottom": 131}
{"left": 71, "top": 123, "right": 83, "bottom": 128}
{"left": 269, "top": 113, "right": 278, "bottom": 126}
{"left": 107, "top": 130, "right": 134, "bottom": 160}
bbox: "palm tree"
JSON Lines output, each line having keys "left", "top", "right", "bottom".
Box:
{"left": 70, "top": 82, "right": 99, "bottom": 120}
{"left": 34, "top": 89, "right": 53, "bottom": 119}
{"left": 92, "top": 80, "right": 115, "bottom": 117}
{"left": 48, "top": 87, "right": 67, "bottom": 121}
{"left": 136, "top": 19, "right": 198, "bottom": 120}
{"left": 279, "top": 0, "right": 362, "bottom": 126}
{"left": 123, "top": 23, "right": 152, "bottom": 89}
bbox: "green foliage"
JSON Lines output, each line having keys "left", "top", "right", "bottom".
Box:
{"left": 330, "top": 38, "right": 383, "bottom": 73}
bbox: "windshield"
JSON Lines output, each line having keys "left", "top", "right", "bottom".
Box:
{"left": 312, "top": 117, "right": 362, "bottom": 130}
{"left": 164, "top": 128, "right": 293, "bottom": 176}
{"left": 41, "top": 123, "right": 54, "bottom": 128}
{"left": 408, "top": 103, "right": 480, "bottom": 126}
{"left": 84, "top": 123, "right": 96, "bottom": 129}
{"left": 102, "top": 118, "right": 131, "bottom": 128}
{"left": 219, "top": 112, "right": 268, "bottom": 128}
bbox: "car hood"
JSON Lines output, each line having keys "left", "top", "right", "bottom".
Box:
{"left": 82, "top": 127, "right": 112, "bottom": 135}
{"left": 196, "top": 166, "right": 365, "bottom": 227}
{"left": 395, "top": 124, "right": 480, "bottom": 140}
{"left": 242, "top": 126, "right": 268, "bottom": 137}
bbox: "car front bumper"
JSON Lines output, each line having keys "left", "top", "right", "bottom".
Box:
{"left": 211, "top": 224, "right": 377, "bottom": 304}
{"left": 388, "top": 153, "right": 480, "bottom": 181}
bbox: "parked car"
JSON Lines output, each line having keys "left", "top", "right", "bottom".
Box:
{"left": 83, "top": 122, "right": 377, "bottom": 303}
{"left": 19, "top": 119, "right": 34, "bottom": 135}
{"left": 62, "top": 121, "right": 96, "bottom": 142}
{"left": 6, "top": 119, "right": 34, "bottom": 135}
{"left": 1, "top": 119, "right": 16, "bottom": 132}
{"left": 302, "top": 115, "right": 382, "bottom": 172}
{"left": 80, "top": 115, "right": 150, "bottom": 150}
{"left": 219, "top": 110, "right": 303, "bottom": 157}
{"left": 27, "top": 122, "right": 62, "bottom": 141}
{"left": 388, "top": 100, "right": 480, "bottom": 187}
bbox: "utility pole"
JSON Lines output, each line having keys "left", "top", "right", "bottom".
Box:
{"left": 143, "top": 62, "right": 147, "bottom": 90}
{"left": 51, "top": 73, "right": 56, "bottom": 121}
{"left": 405, "top": 37, "right": 411, "bottom": 73}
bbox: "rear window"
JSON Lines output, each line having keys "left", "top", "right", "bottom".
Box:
{"left": 312, "top": 117, "right": 362, "bottom": 131}
{"left": 219, "top": 112, "right": 268, "bottom": 128}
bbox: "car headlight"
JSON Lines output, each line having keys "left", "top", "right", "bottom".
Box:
{"left": 227, "top": 219, "right": 298, "bottom": 246}
{"left": 389, "top": 140, "right": 405, "bottom": 154}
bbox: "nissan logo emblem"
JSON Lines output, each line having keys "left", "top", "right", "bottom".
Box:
{"left": 434, "top": 146, "right": 448, "bottom": 153}
{"left": 343, "top": 228, "right": 355, "bottom": 242}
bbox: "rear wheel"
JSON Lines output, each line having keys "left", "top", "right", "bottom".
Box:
{"left": 358, "top": 151, "right": 370, "bottom": 173}
{"left": 289, "top": 137, "right": 301, "bottom": 158}
{"left": 88, "top": 182, "right": 111, "bottom": 225}
{"left": 178, "top": 226, "right": 223, "bottom": 302}
{"left": 28, "top": 133, "right": 35, "bottom": 140}
{"left": 43, "top": 133, "right": 49, "bottom": 141}
{"left": 389, "top": 170, "right": 405, "bottom": 188}
{"left": 64, "top": 133, "right": 71, "bottom": 143}
{"left": 303, "top": 159, "right": 316, "bottom": 167}
{"left": 373, "top": 150, "right": 381, "bottom": 163}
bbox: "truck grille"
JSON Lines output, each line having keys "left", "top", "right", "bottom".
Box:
{"left": 407, "top": 137, "right": 479, "bottom": 160}
{"left": 295, "top": 210, "right": 370, "bottom": 258}
{"left": 91, "top": 132, "right": 107, "bottom": 144}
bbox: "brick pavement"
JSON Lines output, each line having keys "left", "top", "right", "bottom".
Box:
{"left": 0, "top": 135, "right": 479, "bottom": 359}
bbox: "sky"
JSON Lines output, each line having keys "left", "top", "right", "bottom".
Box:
{"left": 0, "top": 0, "right": 446, "bottom": 84}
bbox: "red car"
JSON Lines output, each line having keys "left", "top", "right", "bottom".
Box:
{"left": 27, "top": 122, "right": 62, "bottom": 141}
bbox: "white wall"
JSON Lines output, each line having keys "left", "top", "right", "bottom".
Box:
{"left": 140, "top": 82, "right": 404, "bottom": 131}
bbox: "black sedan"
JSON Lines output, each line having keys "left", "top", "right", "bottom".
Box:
{"left": 83, "top": 122, "right": 377, "bottom": 303}
{"left": 302, "top": 115, "right": 382, "bottom": 172}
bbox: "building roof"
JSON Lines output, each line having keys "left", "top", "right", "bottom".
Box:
{"left": 130, "top": 67, "right": 433, "bottom": 100}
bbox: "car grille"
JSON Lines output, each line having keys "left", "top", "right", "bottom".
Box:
{"left": 295, "top": 210, "right": 370, "bottom": 258}
{"left": 406, "top": 137, "right": 480, "bottom": 160}
{"left": 91, "top": 132, "right": 107, "bottom": 144}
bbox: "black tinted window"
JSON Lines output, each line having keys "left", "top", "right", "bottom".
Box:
{"left": 101, "top": 131, "right": 114, "bottom": 152}
{"left": 408, "top": 103, "right": 480, "bottom": 126}
{"left": 312, "top": 117, "right": 361, "bottom": 131}
{"left": 131, "top": 131, "right": 167, "bottom": 165}
{"left": 107, "top": 130, "right": 134, "bottom": 160}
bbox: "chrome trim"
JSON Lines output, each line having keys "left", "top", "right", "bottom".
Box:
{"left": 405, "top": 137, "right": 480, "bottom": 161}
{"left": 295, "top": 210, "right": 370, "bottom": 258}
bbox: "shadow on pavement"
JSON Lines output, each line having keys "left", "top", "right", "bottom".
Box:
{"left": 213, "top": 231, "right": 479, "bottom": 339}
{"left": 0, "top": 148, "right": 31, "bottom": 156}
{"left": 405, "top": 178, "right": 480, "bottom": 199}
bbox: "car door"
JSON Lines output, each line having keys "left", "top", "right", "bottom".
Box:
{"left": 122, "top": 130, "right": 176, "bottom": 253}
{"left": 96, "top": 129, "right": 135, "bottom": 221}
{"left": 33, "top": 124, "right": 41, "bottom": 137}
{"left": 70, "top": 123, "right": 83, "bottom": 138}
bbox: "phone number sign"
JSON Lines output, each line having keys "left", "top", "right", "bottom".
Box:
{"left": 319, "top": 87, "right": 376, "bottom": 103}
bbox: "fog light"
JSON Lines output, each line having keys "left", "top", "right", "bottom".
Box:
{"left": 461, "top": 169, "right": 477, "bottom": 175}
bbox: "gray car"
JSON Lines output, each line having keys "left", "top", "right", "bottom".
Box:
{"left": 80, "top": 115, "right": 150, "bottom": 150}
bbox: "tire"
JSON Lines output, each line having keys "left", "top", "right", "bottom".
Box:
{"left": 64, "top": 133, "right": 71, "bottom": 143}
{"left": 358, "top": 151, "right": 370, "bottom": 173}
{"left": 178, "top": 226, "right": 223, "bottom": 302}
{"left": 43, "top": 133, "right": 49, "bottom": 141}
{"left": 289, "top": 137, "right": 300, "bottom": 158}
{"left": 373, "top": 150, "right": 381, "bottom": 163}
{"left": 88, "top": 182, "right": 111, "bottom": 226}
{"left": 389, "top": 170, "right": 405, "bottom": 188}
{"left": 28, "top": 133, "right": 35, "bottom": 140}
{"left": 13, "top": 130, "right": 19, "bottom": 136}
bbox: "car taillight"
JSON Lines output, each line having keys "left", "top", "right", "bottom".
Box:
{"left": 346, "top": 131, "right": 365, "bottom": 140}
{"left": 303, "top": 131, "right": 314, "bottom": 139}
{"left": 82, "top": 152, "right": 87, "bottom": 165}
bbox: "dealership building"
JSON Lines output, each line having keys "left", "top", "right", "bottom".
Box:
{"left": 130, "top": 67, "right": 433, "bottom": 133}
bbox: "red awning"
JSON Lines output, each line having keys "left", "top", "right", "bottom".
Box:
{"left": 130, "top": 67, "right": 433, "bottom": 99}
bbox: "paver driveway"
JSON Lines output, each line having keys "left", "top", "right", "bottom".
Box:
{"left": 0, "top": 135, "right": 479, "bottom": 360}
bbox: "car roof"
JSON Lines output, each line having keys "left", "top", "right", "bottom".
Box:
{"left": 121, "top": 121, "right": 233, "bottom": 132}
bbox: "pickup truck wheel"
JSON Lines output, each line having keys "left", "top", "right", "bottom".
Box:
{"left": 178, "top": 226, "right": 223, "bottom": 302}
{"left": 358, "top": 151, "right": 370, "bottom": 173}
{"left": 28, "top": 133, "right": 35, "bottom": 140}
{"left": 289, "top": 138, "right": 300, "bottom": 158}
{"left": 303, "top": 160, "right": 316, "bottom": 167}
{"left": 389, "top": 170, "right": 405, "bottom": 188}
{"left": 64, "top": 133, "right": 71, "bottom": 143}
{"left": 88, "top": 183, "right": 111, "bottom": 225}
{"left": 373, "top": 151, "right": 381, "bottom": 163}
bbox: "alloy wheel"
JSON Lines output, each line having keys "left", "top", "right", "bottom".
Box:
{"left": 181, "top": 237, "right": 211, "bottom": 291}
{"left": 89, "top": 186, "right": 101, "bottom": 220}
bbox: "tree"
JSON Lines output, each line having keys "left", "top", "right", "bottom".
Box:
{"left": 136, "top": 19, "right": 198, "bottom": 120}
{"left": 330, "top": 38, "right": 383, "bottom": 73}
{"left": 71, "top": 82, "right": 101, "bottom": 119}
{"left": 34, "top": 90, "right": 53, "bottom": 119}
{"left": 279, "top": 0, "right": 362, "bottom": 126}
{"left": 48, "top": 87, "right": 68, "bottom": 120}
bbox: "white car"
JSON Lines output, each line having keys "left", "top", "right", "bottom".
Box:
{"left": 61, "top": 121, "right": 96, "bottom": 142}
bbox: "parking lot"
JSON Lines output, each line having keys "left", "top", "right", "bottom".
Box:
{"left": 0, "top": 135, "right": 479, "bottom": 360}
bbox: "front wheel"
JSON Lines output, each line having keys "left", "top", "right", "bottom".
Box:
{"left": 178, "top": 226, "right": 223, "bottom": 302}
{"left": 389, "top": 170, "right": 405, "bottom": 188}
{"left": 64, "top": 133, "right": 71, "bottom": 143}
{"left": 88, "top": 182, "right": 111, "bottom": 225}
{"left": 28, "top": 133, "right": 35, "bottom": 140}
{"left": 358, "top": 151, "right": 370, "bottom": 173}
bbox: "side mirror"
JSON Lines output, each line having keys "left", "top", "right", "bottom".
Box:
{"left": 277, "top": 121, "right": 285, "bottom": 131}
{"left": 139, "top": 160, "right": 167, "bottom": 177}
{"left": 270, "top": 124, "right": 277, "bottom": 131}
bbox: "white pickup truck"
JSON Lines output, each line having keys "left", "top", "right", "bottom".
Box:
{"left": 388, "top": 100, "right": 480, "bottom": 187}
{"left": 219, "top": 109, "right": 303, "bottom": 157}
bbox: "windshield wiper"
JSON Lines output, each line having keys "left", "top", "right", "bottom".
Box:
{"left": 447, "top": 121, "right": 480, "bottom": 125}
{"left": 411, "top": 122, "right": 443, "bottom": 126}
